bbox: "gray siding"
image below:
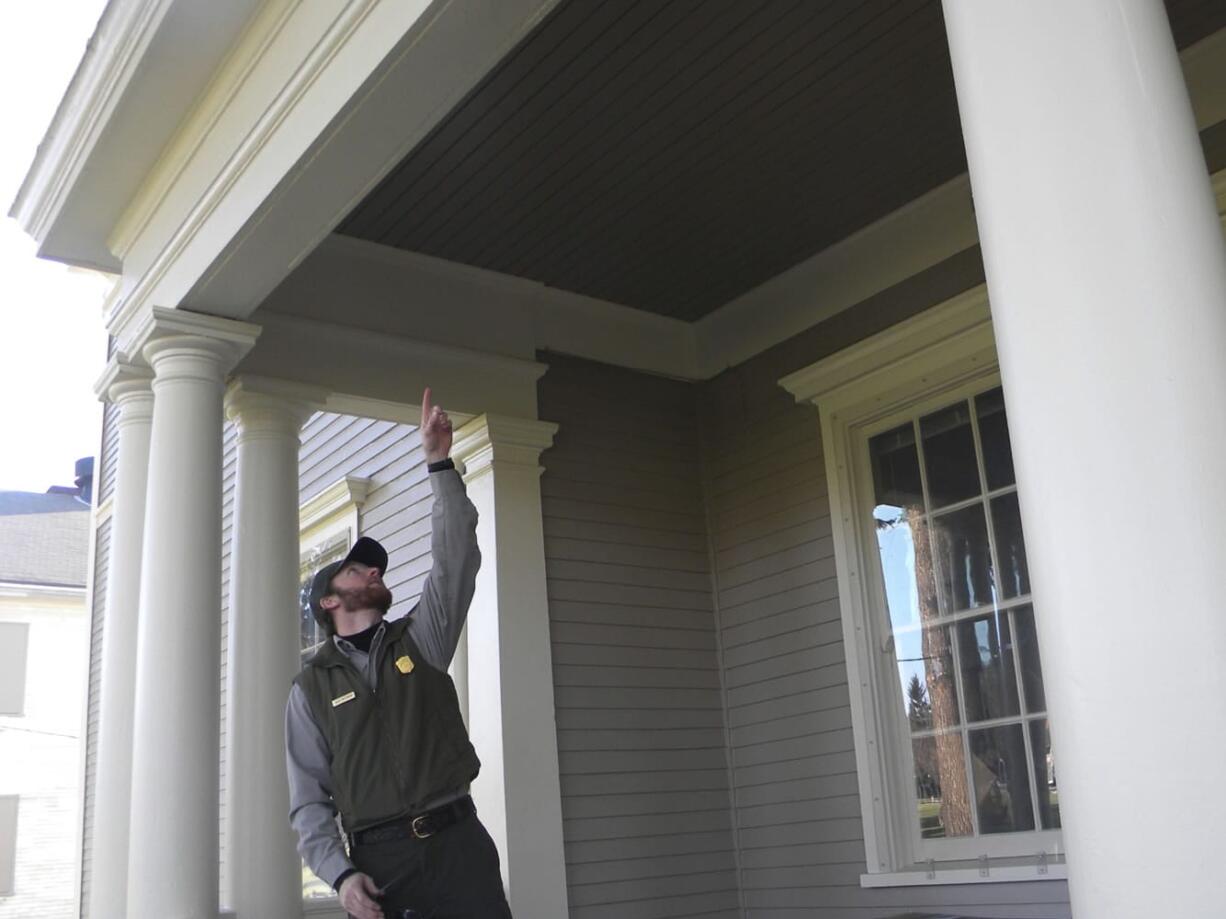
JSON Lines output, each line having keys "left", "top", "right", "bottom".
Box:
{"left": 539, "top": 355, "right": 741, "bottom": 919}
{"left": 297, "top": 412, "right": 435, "bottom": 614}
{"left": 97, "top": 402, "right": 119, "bottom": 507}
{"left": 218, "top": 421, "right": 238, "bottom": 897}
{"left": 78, "top": 517, "right": 109, "bottom": 919}
{"left": 696, "top": 251, "right": 1072, "bottom": 918}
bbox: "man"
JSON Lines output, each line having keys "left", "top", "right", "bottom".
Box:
{"left": 286, "top": 389, "right": 511, "bottom": 919}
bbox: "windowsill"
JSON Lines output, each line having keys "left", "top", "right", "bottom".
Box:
{"left": 219, "top": 900, "right": 342, "bottom": 919}
{"left": 861, "top": 863, "right": 1067, "bottom": 888}
{"left": 302, "top": 898, "right": 345, "bottom": 917}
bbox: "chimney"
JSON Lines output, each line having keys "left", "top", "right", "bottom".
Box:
{"left": 75, "top": 457, "right": 94, "bottom": 503}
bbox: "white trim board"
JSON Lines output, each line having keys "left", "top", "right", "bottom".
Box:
{"left": 9, "top": 0, "right": 265, "bottom": 271}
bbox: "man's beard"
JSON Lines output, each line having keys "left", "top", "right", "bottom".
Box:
{"left": 336, "top": 582, "right": 393, "bottom": 615}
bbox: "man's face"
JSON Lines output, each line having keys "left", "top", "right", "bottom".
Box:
{"left": 327, "top": 561, "right": 393, "bottom": 615}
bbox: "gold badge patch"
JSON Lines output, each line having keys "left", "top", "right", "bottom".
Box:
{"left": 331, "top": 691, "right": 356, "bottom": 707}
{"left": 395, "top": 655, "right": 415, "bottom": 674}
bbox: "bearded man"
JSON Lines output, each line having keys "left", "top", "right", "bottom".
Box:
{"left": 285, "top": 389, "right": 511, "bottom": 919}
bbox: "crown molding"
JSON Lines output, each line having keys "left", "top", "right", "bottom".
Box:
{"left": 696, "top": 175, "right": 979, "bottom": 378}
{"left": 126, "top": 305, "right": 261, "bottom": 368}
{"left": 93, "top": 356, "right": 154, "bottom": 401}
{"left": 9, "top": 0, "right": 170, "bottom": 247}
{"left": 453, "top": 413, "right": 558, "bottom": 481}
{"left": 779, "top": 285, "right": 993, "bottom": 410}
{"left": 10, "top": 0, "right": 265, "bottom": 272}
{"left": 300, "top": 476, "right": 372, "bottom": 532}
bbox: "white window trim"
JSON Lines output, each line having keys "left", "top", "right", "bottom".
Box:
{"left": 780, "top": 286, "right": 1065, "bottom": 887}
{"left": 0, "top": 794, "right": 17, "bottom": 896}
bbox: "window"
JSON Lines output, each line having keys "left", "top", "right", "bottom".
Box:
{"left": 781, "top": 288, "right": 1064, "bottom": 885}
{"left": 0, "top": 623, "right": 30, "bottom": 716}
{"left": 0, "top": 796, "right": 17, "bottom": 895}
{"left": 867, "top": 386, "right": 1058, "bottom": 859}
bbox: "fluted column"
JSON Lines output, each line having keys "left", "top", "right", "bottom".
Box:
{"left": 943, "top": 3, "right": 1226, "bottom": 916}
{"left": 452, "top": 414, "right": 568, "bottom": 919}
{"left": 222, "top": 379, "right": 317, "bottom": 919}
{"left": 86, "top": 360, "right": 153, "bottom": 919}
{"left": 125, "top": 308, "right": 258, "bottom": 919}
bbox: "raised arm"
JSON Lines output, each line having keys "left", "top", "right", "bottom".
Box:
{"left": 409, "top": 388, "right": 481, "bottom": 669}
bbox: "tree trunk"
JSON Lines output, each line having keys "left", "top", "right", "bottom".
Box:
{"left": 912, "top": 509, "right": 974, "bottom": 836}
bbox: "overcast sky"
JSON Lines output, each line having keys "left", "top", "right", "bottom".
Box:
{"left": 1, "top": 1, "right": 112, "bottom": 494}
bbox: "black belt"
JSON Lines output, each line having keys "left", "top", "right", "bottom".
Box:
{"left": 349, "top": 795, "right": 475, "bottom": 847}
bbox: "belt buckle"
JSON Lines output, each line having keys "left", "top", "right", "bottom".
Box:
{"left": 411, "top": 814, "right": 434, "bottom": 839}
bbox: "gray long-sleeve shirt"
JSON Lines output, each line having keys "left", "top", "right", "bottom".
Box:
{"left": 284, "top": 467, "right": 480, "bottom": 888}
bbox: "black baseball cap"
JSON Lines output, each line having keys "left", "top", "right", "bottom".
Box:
{"left": 306, "top": 536, "right": 389, "bottom": 634}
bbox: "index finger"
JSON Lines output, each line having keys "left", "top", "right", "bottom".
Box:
{"left": 421, "top": 386, "right": 433, "bottom": 427}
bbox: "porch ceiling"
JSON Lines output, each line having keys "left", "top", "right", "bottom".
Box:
{"left": 337, "top": 0, "right": 1225, "bottom": 323}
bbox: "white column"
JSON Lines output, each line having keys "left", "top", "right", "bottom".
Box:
{"left": 125, "top": 309, "right": 258, "bottom": 919}
{"left": 943, "top": 4, "right": 1226, "bottom": 917}
{"left": 86, "top": 361, "right": 153, "bottom": 919}
{"left": 222, "top": 380, "right": 316, "bottom": 919}
{"left": 453, "top": 414, "right": 569, "bottom": 919}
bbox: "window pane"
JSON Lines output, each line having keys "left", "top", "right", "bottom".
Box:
{"left": 897, "top": 625, "right": 959, "bottom": 731}
{"left": 920, "top": 402, "right": 980, "bottom": 507}
{"left": 932, "top": 504, "right": 995, "bottom": 613}
{"left": 870, "top": 424, "right": 924, "bottom": 509}
{"left": 1030, "top": 719, "right": 1061, "bottom": 830}
{"left": 975, "top": 387, "right": 1016, "bottom": 489}
{"left": 992, "top": 491, "right": 1030, "bottom": 599}
{"left": 912, "top": 734, "right": 973, "bottom": 838}
{"left": 957, "top": 612, "right": 1020, "bottom": 723}
{"left": 969, "top": 724, "right": 1036, "bottom": 834}
{"left": 1013, "top": 607, "right": 1047, "bottom": 713}
{"left": 874, "top": 505, "right": 937, "bottom": 634}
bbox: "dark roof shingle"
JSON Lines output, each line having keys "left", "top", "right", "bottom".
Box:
{"left": 0, "top": 491, "right": 90, "bottom": 588}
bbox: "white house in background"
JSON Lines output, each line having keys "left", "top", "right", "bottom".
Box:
{"left": 9, "top": 2, "right": 1226, "bottom": 919}
{"left": 0, "top": 465, "right": 92, "bottom": 919}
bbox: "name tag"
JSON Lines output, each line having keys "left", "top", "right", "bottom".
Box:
{"left": 331, "top": 691, "right": 356, "bottom": 707}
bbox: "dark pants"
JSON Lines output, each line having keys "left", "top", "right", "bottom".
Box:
{"left": 350, "top": 811, "right": 513, "bottom": 918}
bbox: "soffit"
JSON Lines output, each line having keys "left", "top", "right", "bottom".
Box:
{"left": 338, "top": 0, "right": 1226, "bottom": 323}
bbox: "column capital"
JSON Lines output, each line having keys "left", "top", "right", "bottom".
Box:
{"left": 134, "top": 306, "right": 260, "bottom": 379}
{"left": 224, "top": 376, "right": 326, "bottom": 439}
{"left": 452, "top": 414, "right": 558, "bottom": 481}
{"left": 94, "top": 357, "right": 155, "bottom": 411}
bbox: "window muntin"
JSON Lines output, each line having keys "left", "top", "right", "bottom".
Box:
{"left": 868, "top": 385, "right": 1059, "bottom": 860}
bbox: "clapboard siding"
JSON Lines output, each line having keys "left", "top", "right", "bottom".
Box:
{"left": 218, "top": 421, "right": 238, "bottom": 898}
{"left": 697, "top": 249, "right": 1071, "bottom": 917}
{"left": 297, "top": 411, "right": 433, "bottom": 617}
{"left": 77, "top": 517, "right": 110, "bottom": 918}
{"left": 96, "top": 401, "right": 120, "bottom": 506}
{"left": 539, "top": 354, "right": 741, "bottom": 919}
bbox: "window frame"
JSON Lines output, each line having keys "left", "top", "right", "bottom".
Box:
{"left": 780, "top": 287, "right": 1066, "bottom": 886}
{"left": 0, "top": 795, "right": 17, "bottom": 896}
{"left": 0, "top": 622, "right": 30, "bottom": 717}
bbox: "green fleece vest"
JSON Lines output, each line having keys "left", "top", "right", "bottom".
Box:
{"left": 295, "top": 617, "right": 480, "bottom": 833}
